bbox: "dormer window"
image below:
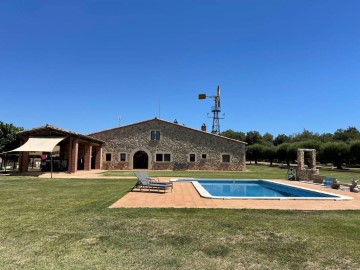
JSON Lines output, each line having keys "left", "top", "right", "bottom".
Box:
{"left": 151, "top": 130, "right": 160, "bottom": 141}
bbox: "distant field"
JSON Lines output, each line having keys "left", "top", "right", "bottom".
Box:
{"left": 102, "top": 164, "right": 360, "bottom": 184}
{"left": 0, "top": 176, "right": 360, "bottom": 269}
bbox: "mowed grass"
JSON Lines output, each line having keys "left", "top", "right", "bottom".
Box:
{"left": 102, "top": 164, "right": 289, "bottom": 179}
{"left": 1, "top": 175, "right": 360, "bottom": 269}
{"left": 318, "top": 167, "right": 360, "bottom": 183}
{"left": 102, "top": 164, "right": 360, "bottom": 184}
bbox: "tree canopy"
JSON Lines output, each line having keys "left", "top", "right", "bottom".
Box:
{"left": 221, "top": 126, "right": 360, "bottom": 167}
{"left": 0, "top": 121, "right": 23, "bottom": 153}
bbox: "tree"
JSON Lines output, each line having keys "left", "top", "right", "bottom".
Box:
{"left": 350, "top": 140, "right": 360, "bottom": 164}
{"left": 262, "top": 132, "right": 274, "bottom": 146}
{"left": 221, "top": 129, "right": 246, "bottom": 142}
{"left": 292, "top": 129, "right": 318, "bottom": 142}
{"left": 246, "top": 144, "right": 265, "bottom": 164}
{"left": 319, "top": 133, "right": 333, "bottom": 143}
{"left": 299, "top": 140, "right": 322, "bottom": 152}
{"left": 277, "top": 143, "right": 290, "bottom": 166}
{"left": 333, "top": 127, "right": 360, "bottom": 143}
{"left": 0, "top": 121, "right": 23, "bottom": 153}
{"left": 273, "top": 134, "right": 290, "bottom": 146}
{"left": 288, "top": 142, "right": 300, "bottom": 164}
{"left": 245, "top": 131, "right": 262, "bottom": 145}
{"left": 276, "top": 142, "right": 299, "bottom": 166}
{"left": 263, "top": 145, "right": 277, "bottom": 166}
{"left": 320, "top": 142, "right": 350, "bottom": 169}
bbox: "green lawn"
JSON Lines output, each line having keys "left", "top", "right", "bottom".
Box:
{"left": 1, "top": 174, "right": 360, "bottom": 269}
{"left": 318, "top": 167, "right": 360, "bottom": 183}
{"left": 101, "top": 164, "right": 289, "bottom": 179}
{"left": 102, "top": 164, "right": 360, "bottom": 184}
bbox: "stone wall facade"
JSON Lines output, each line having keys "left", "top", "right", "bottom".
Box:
{"left": 90, "top": 118, "right": 246, "bottom": 171}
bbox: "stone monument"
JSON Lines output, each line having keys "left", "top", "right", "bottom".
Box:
{"left": 296, "top": 149, "right": 319, "bottom": 180}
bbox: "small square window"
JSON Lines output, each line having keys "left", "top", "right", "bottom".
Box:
{"left": 189, "top": 154, "right": 196, "bottom": 162}
{"left": 120, "top": 153, "right": 126, "bottom": 161}
{"left": 156, "top": 153, "right": 163, "bottom": 162}
{"left": 164, "top": 154, "right": 171, "bottom": 162}
{"left": 201, "top": 154, "right": 207, "bottom": 159}
{"left": 105, "top": 153, "right": 112, "bottom": 162}
{"left": 151, "top": 131, "right": 160, "bottom": 140}
{"left": 222, "top": 154, "right": 230, "bottom": 163}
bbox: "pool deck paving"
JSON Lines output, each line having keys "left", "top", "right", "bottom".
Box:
{"left": 110, "top": 179, "right": 360, "bottom": 210}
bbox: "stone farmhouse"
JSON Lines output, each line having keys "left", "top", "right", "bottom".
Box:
{"left": 89, "top": 118, "right": 246, "bottom": 171}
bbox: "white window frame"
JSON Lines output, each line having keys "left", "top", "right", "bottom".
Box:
{"left": 201, "top": 153, "right": 208, "bottom": 159}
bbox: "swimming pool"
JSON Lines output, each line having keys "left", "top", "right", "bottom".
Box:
{"left": 192, "top": 179, "right": 352, "bottom": 200}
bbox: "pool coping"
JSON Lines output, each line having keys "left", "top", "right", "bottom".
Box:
{"left": 192, "top": 179, "right": 353, "bottom": 201}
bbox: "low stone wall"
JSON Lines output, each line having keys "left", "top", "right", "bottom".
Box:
{"left": 311, "top": 174, "right": 325, "bottom": 184}
{"left": 296, "top": 168, "right": 319, "bottom": 181}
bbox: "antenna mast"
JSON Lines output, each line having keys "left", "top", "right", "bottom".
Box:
{"left": 198, "top": 85, "right": 224, "bottom": 135}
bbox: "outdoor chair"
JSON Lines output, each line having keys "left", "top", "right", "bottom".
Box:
{"left": 134, "top": 172, "right": 173, "bottom": 193}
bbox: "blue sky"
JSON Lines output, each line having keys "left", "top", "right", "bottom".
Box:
{"left": 1, "top": 0, "right": 359, "bottom": 136}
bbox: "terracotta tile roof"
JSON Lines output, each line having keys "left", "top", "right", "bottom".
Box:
{"left": 18, "top": 124, "right": 104, "bottom": 144}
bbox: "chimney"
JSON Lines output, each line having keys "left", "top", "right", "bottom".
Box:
{"left": 201, "top": 123, "right": 207, "bottom": 132}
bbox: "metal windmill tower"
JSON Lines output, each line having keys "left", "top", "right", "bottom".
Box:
{"left": 198, "top": 85, "right": 224, "bottom": 135}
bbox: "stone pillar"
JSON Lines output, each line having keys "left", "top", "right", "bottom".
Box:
{"left": 66, "top": 140, "right": 72, "bottom": 173}
{"left": 297, "top": 150, "right": 304, "bottom": 169}
{"left": 309, "top": 150, "right": 316, "bottom": 169}
{"left": 95, "top": 147, "right": 102, "bottom": 169}
{"left": 69, "top": 138, "right": 78, "bottom": 173}
{"left": 84, "top": 144, "right": 92, "bottom": 170}
{"left": 19, "top": 152, "right": 29, "bottom": 173}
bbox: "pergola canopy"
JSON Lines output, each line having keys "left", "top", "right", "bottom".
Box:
{"left": 6, "top": 137, "right": 66, "bottom": 153}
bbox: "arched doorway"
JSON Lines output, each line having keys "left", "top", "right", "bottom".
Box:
{"left": 133, "top": 151, "right": 149, "bottom": 169}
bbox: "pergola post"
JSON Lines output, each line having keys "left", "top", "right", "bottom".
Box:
{"left": 50, "top": 152, "right": 53, "bottom": 178}
{"left": 70, "top": 138, "right": 78, "bottom": 173}
{"left": 19, "top": 152, "right": 29, "bottom": 173}
{"left": 84, "top": 144, "right": 92, "bottom": 170}
{"left": 95, "top": 147, "right": 102, "bottom": 169}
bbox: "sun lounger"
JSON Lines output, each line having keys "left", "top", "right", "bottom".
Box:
{"left": 134, "top": 172, "right": 173, "bottom": 192}
{"left": 140, "top": 172, "right": 173, "bottom": 185}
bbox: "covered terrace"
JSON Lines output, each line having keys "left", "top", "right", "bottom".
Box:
{"left": 11, "top": 125, "right": 104, "bottom": 174}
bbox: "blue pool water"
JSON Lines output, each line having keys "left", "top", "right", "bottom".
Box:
{"left": 196, "top": 180, "right": 340, "bottom": 198}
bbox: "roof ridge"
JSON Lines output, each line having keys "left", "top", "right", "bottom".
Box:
{"left": 18, "top": 124, "right": 104, "bottom": 143}
{"left": 89, "top": 118, "right": 247, "bottom": 144}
